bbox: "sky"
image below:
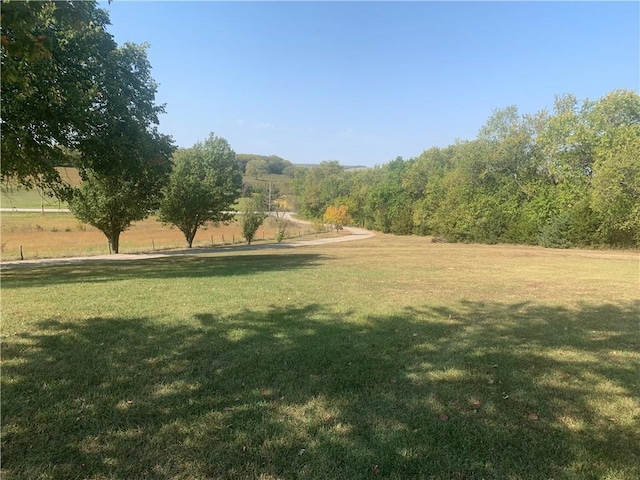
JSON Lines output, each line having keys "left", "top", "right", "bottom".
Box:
{"left": 102, "top": 1, "right": 640, "bottom": 167}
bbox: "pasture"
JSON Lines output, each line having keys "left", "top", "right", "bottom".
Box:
{"left": 1, "top": 235, "right": 639, "bottom": 479}
{"left": 0, "top": 167, "right": 81, "bottom": 209}
{"left": 0, "top": 212, "right": 318, "bottom": 261}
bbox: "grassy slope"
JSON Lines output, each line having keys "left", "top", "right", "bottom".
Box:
{"left": 1, "top": 168, "right": 290, "bottom": 210}
{"left": 1, "top": 167, "right": 81, "bottom": 209}
{"left": 2, "top": 236, "right": 639, "bottom": 479}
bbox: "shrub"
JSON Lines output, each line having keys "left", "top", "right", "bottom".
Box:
{"left": 539, "top": 213, "right": 573, "bottom": 248}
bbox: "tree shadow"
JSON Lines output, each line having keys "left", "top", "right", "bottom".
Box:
{"left": 2, "top": 301, "right": 638, "bottom": 479}
{"left": 0, "top": 253, "right": 326, "bottom": 289}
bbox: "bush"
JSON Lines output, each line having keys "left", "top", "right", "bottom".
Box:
{"left": 241, "top": 210, "right": 266, "bottom": 245}
{"left": 539, "top": 213, "right": 573, "bottom": 248}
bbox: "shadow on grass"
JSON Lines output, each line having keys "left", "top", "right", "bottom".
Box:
{"left": 2, "top": 301, "right": 639, "bottom": 479}
{"left": 0, "top": 253, "right": 325, "bottom": 289}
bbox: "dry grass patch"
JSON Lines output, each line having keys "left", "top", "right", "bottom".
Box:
{"left": 1, "top": 213, "right": 317, "bottom": 260}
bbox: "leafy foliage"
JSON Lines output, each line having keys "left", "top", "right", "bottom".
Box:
{"left": 69, "top": 156, "right": 171, "bottom": 254}
{"left": 323, "top": 205, "right": 352, "bottom": 232}
{"left": 236, "top": 154, "right": 292, "bottom": 175}
{"left": 292, "top": 161, "right": 350, "bottom": 218}
{"left": 1, "top": 1, "right": 167, "bottom": 195}
{"left": 63, "top": 37, "right": 174, "bottom": 254}
{"left": 292, "top": 90, "right": 640, "bottom": 248}
{"left": 158, "top": 134, "right": 243, "bottom": 248}
{"left": 241, "top": 195, "right": 268, "bottom": 245}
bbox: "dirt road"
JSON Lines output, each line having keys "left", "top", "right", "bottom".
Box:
{"left": 0, "top": 222, "right": 374, "bottom": 268}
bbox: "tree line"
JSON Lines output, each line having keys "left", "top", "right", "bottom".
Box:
{"left": 293, "top": 90, "right": 640, "bottom": 248}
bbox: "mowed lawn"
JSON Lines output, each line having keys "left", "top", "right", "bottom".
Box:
{"left": 1, "top": 235, "right": 638, "bottom": 479}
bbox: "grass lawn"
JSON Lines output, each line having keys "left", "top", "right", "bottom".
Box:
{"left": 1, "top": 235, "right": 639, "bottom": 479}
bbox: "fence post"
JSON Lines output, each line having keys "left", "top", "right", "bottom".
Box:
{"left": 20, "top": 245, "right": 24, "bottom": 260}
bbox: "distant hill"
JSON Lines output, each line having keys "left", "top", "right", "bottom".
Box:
{"left": 236, "top": 154, "right": 291, "bottom": 175}
{"left": 292, "top": 163, "right": 369, "bottom": 171}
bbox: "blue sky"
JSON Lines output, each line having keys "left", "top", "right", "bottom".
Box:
{"left": 102, "top": 1, "right": 639, "bottom": 167}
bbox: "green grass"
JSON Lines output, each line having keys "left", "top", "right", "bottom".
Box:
{"left": 2, "top": 237, "right": 639, "bottom": 479}
{"left": 1, "top": 167, "right": 79, "bottom": 209}
{"left": 0, "top": 169, "right": 284, "bottom": 210}
{"left": 1, "top": 186, "right": 67, "bottom": 210}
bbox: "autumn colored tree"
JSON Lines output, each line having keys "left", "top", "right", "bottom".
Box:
{"left": 323, "top": 205, "right": 352, "bottom": 232}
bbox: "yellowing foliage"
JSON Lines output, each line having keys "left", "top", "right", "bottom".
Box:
{"left": 323, "top": 205, "right": 352, "bottom": 231}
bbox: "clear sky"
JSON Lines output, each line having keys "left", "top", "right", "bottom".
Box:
{"left": 102, "top": 1, "right": 639, "bottom": 167}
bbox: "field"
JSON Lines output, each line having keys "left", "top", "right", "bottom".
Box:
{"left": 0, "top": 212, "right": 320, "bottom": 261}
{"left": 1, "top": 167, "right": 81, "bottom": 209}
{"left": 2, "top": 234, "right": 638, "bottom": 479}
{"left": 0, "top": 168, "right": 304, "bottom": 261}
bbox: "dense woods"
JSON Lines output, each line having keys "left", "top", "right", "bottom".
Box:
{"left": 293, "top": 90, "right": 640, "bottom": 248}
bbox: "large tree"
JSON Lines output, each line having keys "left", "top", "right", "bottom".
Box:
{"left": 158, "top": 134, "right": 243, "bottom": 248}
{"left": 589, "top": 90, "right": 640, "bottom": 246}
{"left": 68, "top": 40, "right": 175, "bottom": 254}
{"left": 1, "top": 0, "right": 123, "bottom": 194}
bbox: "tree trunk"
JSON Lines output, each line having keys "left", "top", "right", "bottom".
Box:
{"left": 186, "top": 226, "right": 198, "bottom": 248}
{"left": 108, "top": 232, "right": 120, "bottom": 254}
{"left": 179, "top": 225, "right": 198, "bottom": 248}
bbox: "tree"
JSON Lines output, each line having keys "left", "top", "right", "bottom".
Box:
{"left": 1, "top": 0, "right": 125, "bottom": 194}
{"left": 292, "top": 161, "right": 349, "bottom": 218}
{"left": 69, "top": 150, "right": 171, "bottom": 254}
{"left": 245, "top": 158, "right": 269, "bottom": 178}
{"left": 323, "top": 205, "right": 352, "bottom": 232}
{"left": 67, "top": 40, "right": 175, "bottom": 254}
{"left": 591, "top": 136, "right": 640, "bottom": 245}
{"left": 265, "top": 155, "right": 292, "bottom": 174}
{"left": 271, "top": 204, "right": 291, "bottom": 243}
{"left": 158, "top": 134, "right": 243, "bottom": 248}
{"left": 241, "top": 195, "right": 268, "bottom": 245}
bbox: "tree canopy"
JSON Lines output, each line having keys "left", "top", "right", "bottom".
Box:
{"left": 292, "top": 90, "right": 640, "bottom": 248}
{"left": 1, "top": 0, "right": 168, "bottom": 195}
{"left": 158, "top": 133, "right": 243, "bottom": 248}
{"left": 67, "top": 40, "right": 175, "bottom": 254}
{"left": 241, "top": 194, "right": 268, "bottom": 245}
{"left": 236, "top": 153, "right": 292, "bottom": 175}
